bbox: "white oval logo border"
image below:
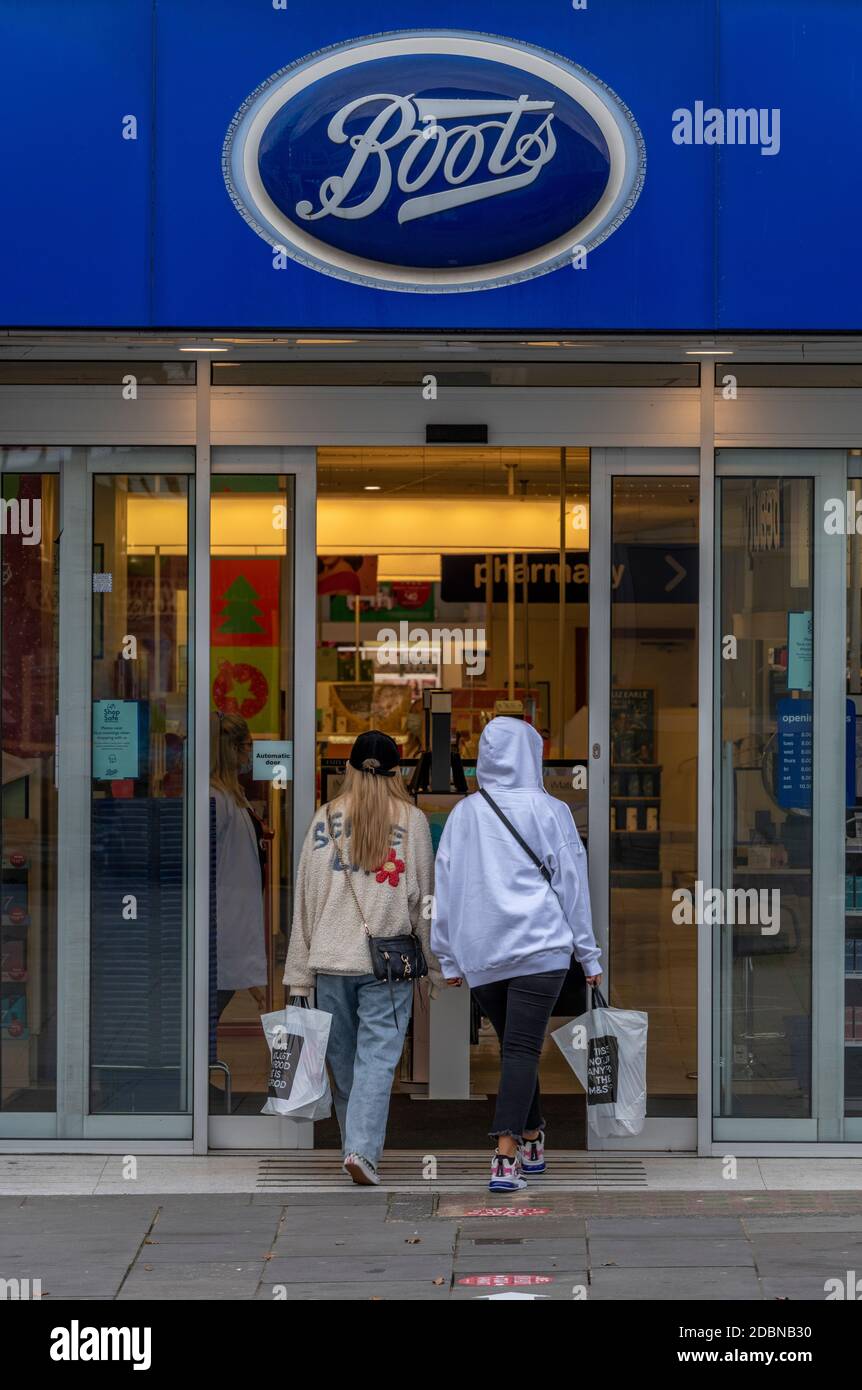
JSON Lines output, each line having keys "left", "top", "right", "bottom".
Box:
{"left": 222, "top": 29, "right": 646, "bottom": 294}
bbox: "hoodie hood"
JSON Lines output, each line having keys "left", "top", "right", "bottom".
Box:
{"left": 477, "top": 717, "right": 544, "bottom": 791}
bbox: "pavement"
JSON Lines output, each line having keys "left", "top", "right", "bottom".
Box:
{"left": 1, "top": 1154, "right": 861, "bottom": 1301}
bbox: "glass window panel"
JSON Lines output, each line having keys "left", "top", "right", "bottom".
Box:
{"left": 215, "top": 361, "right": 698, "bottom": 388}
{"left": 89, "top": 473, "right": 191, "bottom": 1114}
{"left": 609, "top": 477, "right": 699, "bottom": 1118}
{"left": 717, "top": 477, "right": 814, "bottom": 1119}
{"left": 0, "top": 362, "right": 194, "bottom": 385}
{"left": 846, "top": 479, "right": 862, "bottom": 1117}
{"left": 1, "top": 474, "right": 59, "bottom": 1113}
{"left": 208, "top": 471, "right": 295, "bottom": 1116}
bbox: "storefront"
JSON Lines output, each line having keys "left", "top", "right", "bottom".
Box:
{"left": 2, "top": 1, "right": 862, "bottom": 1155}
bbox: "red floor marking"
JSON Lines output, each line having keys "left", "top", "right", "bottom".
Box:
{"left": 461, "top": 1206, "right": 551, "bottom": 1217}
{"left": 458, "top": 1274, "right": 554, "bottom": 1286}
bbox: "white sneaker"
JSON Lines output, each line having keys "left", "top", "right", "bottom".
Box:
{"left": 343, "top": 1152, "right": 380, "bottom": 1186}
{"left": 489, "top": 1150, "right": 528, "bottom": 1192}
{"left": 520, "top": 1130, "right": 546, "bottom": 1174}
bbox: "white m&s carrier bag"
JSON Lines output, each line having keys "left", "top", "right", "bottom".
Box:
{"left": 552, "top": 986, "right": 648, "bottom": 1137}
{"left": 261, "top": 997, "right": 332, "bottom": 1120}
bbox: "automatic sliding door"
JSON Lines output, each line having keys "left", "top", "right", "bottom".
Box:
{"left": 589, "top": 454, "right": 700, "bottom": 1150}
{"left": 714, "top": 452, "right": 846, "bottom": 1144}
{"left": 207, "top": 452, "right": 301, "bottom": 1145}
{"left": 609, "top": 476, "right": 699, "bottom": 1124}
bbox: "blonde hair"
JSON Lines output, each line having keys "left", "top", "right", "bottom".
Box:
{"left": 330, "top": 763, "right": 412, "bottom": 872}
{"left": 210, "top": 711, "right": 251, "bottom": 807}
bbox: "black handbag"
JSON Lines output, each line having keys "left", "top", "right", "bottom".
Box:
{"left": 326, "top": 810, "right": 427, "bottom": 1012}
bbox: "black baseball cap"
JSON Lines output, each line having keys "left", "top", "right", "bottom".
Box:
{"left": 349, "top": 730, "right": 400, "bottom": 778}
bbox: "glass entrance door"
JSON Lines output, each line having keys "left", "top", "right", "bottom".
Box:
{"left": 714, "top": 451, "right": 846, "bottom": 1144}
{"left": 588, "top": 450, "right": 701, "bottom": 1150}
{"left": 206, "top": 448, "right": 315, "bottom": 1149}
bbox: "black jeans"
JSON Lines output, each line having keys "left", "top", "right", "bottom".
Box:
{"left": 472, "top": 969, "right": 568, "bottom": 1142}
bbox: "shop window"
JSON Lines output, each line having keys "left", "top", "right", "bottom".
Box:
{"left": 0, "top": 472, "right": 59, "bottom": 1115}
{"left": 213, "top": 361, "right": 699, "bottom": 388}
{"left": 0, "top": 361, "right": 195, "bottom": 385}
{"left": 846, "top": 479, "right": 862, "bottom": 1117}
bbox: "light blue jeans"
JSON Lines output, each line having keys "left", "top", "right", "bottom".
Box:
{"left": 315, "top": 973, "right": 413, "bottom": 1169}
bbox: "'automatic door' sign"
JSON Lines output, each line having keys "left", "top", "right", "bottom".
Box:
{"left": 223, "top": 31, "right": 645, "bottom": 293}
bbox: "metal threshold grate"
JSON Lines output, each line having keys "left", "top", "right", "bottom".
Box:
{"left": 257, "top": 1151, "right": 647, "bottom": 1192}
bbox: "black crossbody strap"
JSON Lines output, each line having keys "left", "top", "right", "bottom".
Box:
{"left": 479, "top": 787, "right": 553, "bottom": 884}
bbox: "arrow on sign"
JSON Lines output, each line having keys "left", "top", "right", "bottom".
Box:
{"left": 664, "top": 554, "right": 687, "bottom": 592}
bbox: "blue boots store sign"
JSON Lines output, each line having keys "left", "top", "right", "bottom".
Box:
{"left": 7, "top": 0, "right": 862, "bottom": 328}
{"left": 222, "top": 31, "right": 645, "bottom": 293}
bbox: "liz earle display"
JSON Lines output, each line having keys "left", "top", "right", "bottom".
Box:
{"left": 611, "top": 687, "right": 655, "bottom": 765}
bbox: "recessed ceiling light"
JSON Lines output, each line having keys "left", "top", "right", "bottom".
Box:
{"left": 364, "top": 485, "right": 382, "bottom": 492}
{"left": 179, "top": 345, "right": 228, "bottom": 353}
{"left": 685, "top": 348, "right": 734, "bottom": 356}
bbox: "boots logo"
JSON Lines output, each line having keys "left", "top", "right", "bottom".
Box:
{"left": 223, "top": 30, "right": 645, "bottom": 293}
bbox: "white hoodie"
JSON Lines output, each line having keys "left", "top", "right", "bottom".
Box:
{"left": 431, "top": 718, "right": 600, "bottom": 989}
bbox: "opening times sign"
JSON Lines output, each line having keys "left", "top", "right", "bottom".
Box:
{"left": 775, "top": 697, "right": 855, "bottom": 809}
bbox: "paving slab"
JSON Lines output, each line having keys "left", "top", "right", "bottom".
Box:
{"left": 388, "top": 1196, "right": 436, "bottom": 1221}
{"left": 461, "top": 1239, "right": 589, "bottom": 1262}
{"left": 0, "top": 1239, "right": 144, "bottom": 1264}
{"left": 132, "top": 1238, "right": 276, "bottom": 1263}
{"left": 151, "top": 1212, "right": 279, "bottom": 1236}
{"left": 260, "top": 1254, "right": 452, "bottom": 1284}
{"left": 759, "top": 1274, "right": 851, "bottom": 1300}
{"left": 255, "top": 1280, "right": 452, "bottom": 1301}
{"left": 586, "top": 1216, "right": 744, "bottom": 1237}
{"left": 274, "top": 1226, "right": 455, "bottom": 1257}
{"left": 744, "top": 1215, "right": 862, "bottom": 1233}
{"left": 455, "top": 1253, "right": 586, "bottom": 1275}
{"left": 117, "top": 1261, "right": 266, "bottom": 1300}
{"left": 590, "top": 1235, "right": 755, "bottom": 1268}
{"left": 18, "top": 1195, "right": 159, "bottom": 1213}
{"left": 757, "top": 1161, "right": 862, "bottom": 1192}
{"left": 275, "top": 1192, "right": 389, "bottom": 1207}
{"left": 749, "top": 1232, "right": 862, "bottom": 1275}
{"left": 35, "top": 1266, "right": 132, "bottom": 1299}
{"left": 588, "top": 1266, "right": 762, "bottom": 1300}
{"left": 454, "top": 1219, "right": 587, "bottom": 1240}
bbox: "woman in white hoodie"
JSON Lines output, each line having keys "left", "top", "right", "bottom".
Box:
{"left": 432, "top": 717, "right": 602, "bottom": 1192}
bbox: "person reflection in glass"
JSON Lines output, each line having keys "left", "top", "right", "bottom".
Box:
{"left": 210, "top": 711, "right": 269, "bottom": 1020}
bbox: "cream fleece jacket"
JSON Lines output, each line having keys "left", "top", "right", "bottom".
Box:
{"left": 284, "top": 800, "right": 444, "bottom": 994}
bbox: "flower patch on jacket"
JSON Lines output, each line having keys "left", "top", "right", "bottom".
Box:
{"left": 375, "top": 854, "right": 405, "bottom": 887}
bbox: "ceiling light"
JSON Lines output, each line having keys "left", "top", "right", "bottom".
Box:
{"left": 685, "top": 348, "right": 734, "bottom": 356}
{"left": 179, "top": 345, "right": 228, "bottom": 353}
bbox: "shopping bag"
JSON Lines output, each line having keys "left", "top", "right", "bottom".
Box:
{"left": 552, "top": 987, "right": 648, "bottom": 1137}
{"left": 260, "top": 998, "right": 332, "bottom": 1119}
